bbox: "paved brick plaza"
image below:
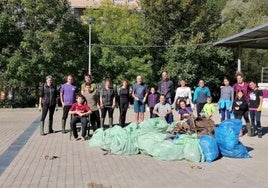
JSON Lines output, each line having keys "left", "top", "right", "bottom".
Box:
{"left": 0, "top": 107, "right": 268, "bottom": 188}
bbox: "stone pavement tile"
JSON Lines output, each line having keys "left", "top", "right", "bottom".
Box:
{"left": 0, "top": 108, "right": 40, "bottom": 156}
{"left": 0, "top": 107, "right": 268, "bottom": 188}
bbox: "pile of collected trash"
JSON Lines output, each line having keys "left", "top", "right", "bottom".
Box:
{"left": 88, "top": 118, "right": 251, "bottom": 163}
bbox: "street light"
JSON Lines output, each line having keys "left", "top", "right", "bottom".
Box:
{"left": 88, "top": 17, "right": 95, "bottom": 75}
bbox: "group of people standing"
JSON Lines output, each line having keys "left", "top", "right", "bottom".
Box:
{"left": 217, "top": 72, "right": 263, "bottom": 138}
{"left": 38, "top": 74, "right": 131, "bottom": 140}
{"left": 231, "top": 73, "right": 263, "bottom": 138}
{"left": 38, "top": 70, "right": 264, "bottom": 140}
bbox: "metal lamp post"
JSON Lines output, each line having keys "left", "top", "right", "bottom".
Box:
{"left": 88, "top": 17, "right": 95, "bottom": 75}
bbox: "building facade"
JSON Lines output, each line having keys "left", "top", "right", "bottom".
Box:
{"left": 69, "top": 0, "right": 141, "bottom": 16}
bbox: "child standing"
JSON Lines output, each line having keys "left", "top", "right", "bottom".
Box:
{"left": 202, "top": 97, "right": 215, "bottom": 119}
{"left": 69, "top": 94, "right": 92, "bottom": 141}
{"left": 249, "top": 81, "right": 263, "bottom": 138}
{"left": 233, "top": 90, "right": 251, "bottom": 136}
{"left": 148, "top": 87, "right": 159, "bottom": 118}
{"left": 218, "top": 77, "right": 234, "bottom": 121}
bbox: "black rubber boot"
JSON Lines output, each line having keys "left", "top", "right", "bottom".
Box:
{"left": 257, "top": 121, "right": 262, "bottom": 138}
{"left": 100, "top": 118, "right": 104, "bottom": 128}
{"left": 257, "top": 127, "right": 262, "bottom": 138}
{"left": 109, "top": 118, "right": 113, "bottom": 128}
{"left": 251, "top": 125, "right": 256, "bottom": 137}
{"left": 246, "top": 123, "right": 252, "bottom": 137}
{"left": 48, "top": 119, "right": 54, "bottom": 133}
{"left": 61, "top": 119, "right": 67, "bottom": 133}
{"left": 40, "top": 121, "right": 45, "bottom": 136}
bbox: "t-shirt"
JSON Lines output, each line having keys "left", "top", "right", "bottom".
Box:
{"left": 233, "top": 98, "right": 248, "bottom": 112}
{"left": 148, "top": 93, "right": 159, "bottom": 108}
{"left": 220, "top": 86, "right": 234, "bottom": 101}
{"left": 39, "top": 84, "right": 57, "bottom": 106}
{"left": 100, "top": 87, "right": 115, "bottom": 107}
{"left": 83, "top": 90, "right": 99, "bottom": 111}
{"left": 158, "top": 79, "right": 174, "bottom": 99}
{"left": 174, "top": 87, "right": 192, "bottom": 105}
{"left": 70, "top": 103, "right": 91, "bottom": 117}
{"left": 233, "top": 97, "right": 248, "bottom": 117}
{"left": 178, "top": 107, "right": 193, "bottom": 120}
{"left": 132, "top": 83, "right": 148, "bottom": 100}
{"left": 233, "top": 82, "right": 250, "bottom": 101}
{"left": 60, "top": 83, "right": 78, "bottom": 106}
{"left": 118, "top": 87, "right": 130, "bottom": 104}
{"left": 249, "top": 89, "right": 263, "bottom": 110}
{"left": 193, "top": 86, "right": 211, "bottom": 104}
{"left": 154, "top": 102, "right": 171, "bottom": 116}
{"left": 203, "top": 103, "right": 215, "bottom": 116}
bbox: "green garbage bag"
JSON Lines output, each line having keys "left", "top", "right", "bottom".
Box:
{"left": 136, "top": 132, "right": 167, "bottom": 154}
{"left": 88, "top": 128, "right": 105, "bottom": 147}
{"left": 139, "top": 118, "right": 169, "bottom": 133}
{"left": 103, "top": 125, "right": 125, "bottom": 151}
{"left": 148, "top": 140, "right": 184, "bottom": 161}
{"left": 177, "top": 134, "right": 204, "bottom": 163}
{"left": 124, "top": 122, "right": 139, "bottom": 133}
{"left": 110, "top": 134, "right": 127, "bottom": 155}
{"left": 120, "top": 123, "right": 140, "bottom": 155}
{"left": 120, "top": 132, "right": 140, "bottom": 155}
{"left": 109, "top": 125, "right": 140, "bottom": 155}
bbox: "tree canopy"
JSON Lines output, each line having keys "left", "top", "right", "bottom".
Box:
{"left": 0, "top": 0, "right": 88, "bottom": 105}
{"left": 0, "top": 0, "right": 267, "bottom": 106}
{"left": 84, "top": 2, "right": 153, "bottom": 85}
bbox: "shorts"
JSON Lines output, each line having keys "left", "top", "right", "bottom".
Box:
{"left": 134, "top": 100, "right": 145, "bottom": 113}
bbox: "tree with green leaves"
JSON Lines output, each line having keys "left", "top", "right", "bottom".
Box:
{"left": 0, "top": 0, "right": 88, "bottom": 105}
{"left": 141, "top": 0, "right": 234, "bottom": 99}
{"left": 84, "top": 1, "right": 153, "bottom": 85}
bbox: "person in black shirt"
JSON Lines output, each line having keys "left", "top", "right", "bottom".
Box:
{"left": 233, "top": 90, "right": 250, "bottom": 136}
{"left": 39, "top": 75, "right": 58, "bottom": 135}
{"left": 249, "top": 81, "right": 263, "bottom": 138}
{"left": 100, "top": 78, "right": 116, "bottom": 128}
{"left": 118, "top": 79, "right": 130, "bottom": 127}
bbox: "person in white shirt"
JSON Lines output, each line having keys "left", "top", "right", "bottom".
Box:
{"left": 173, "top": 79, "right": 193, "bottom": 109}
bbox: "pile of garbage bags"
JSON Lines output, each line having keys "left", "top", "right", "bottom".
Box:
{"left": 88, "top": 118, "right": 251, "bottom": 163}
